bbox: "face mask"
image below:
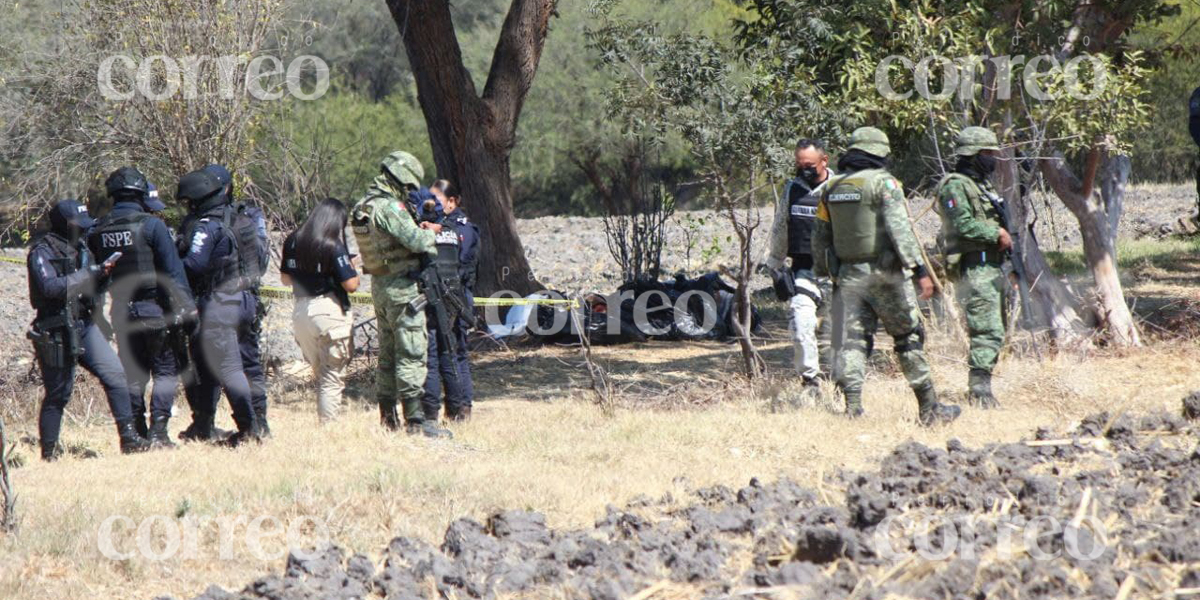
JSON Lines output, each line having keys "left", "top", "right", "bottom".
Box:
{"left": 974, "top": 154, "right": 997, "bottom": 176}
{"left": 798, "top": 166, "right": 819, "bottom": 183}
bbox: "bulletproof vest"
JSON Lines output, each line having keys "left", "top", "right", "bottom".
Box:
{"left": 91, "top": 210, "right": 156, "bottom": 300}
{"left": 432, "top": 227, "right": 464, "bottom": 299}
{"left": 935, "top": 172, "right": 1001, "bottom": 255}
{"left": 28, "top": 234, "right": 83, "bottom": 313}
{"left": 215, "top": 202, "right": 267, "bottom": 293}
{"left": 786, "top": 179, "right": 820, "bottom": 257}
{"left": 351, "top": 192, "right": 422, "bottom": 277}
{"left": 822, "top": 168, "right": 890, "bottom": 262}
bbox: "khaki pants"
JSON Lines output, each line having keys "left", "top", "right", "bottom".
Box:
{"left": 293, "top": 294, "right": 353, "bottom": 423}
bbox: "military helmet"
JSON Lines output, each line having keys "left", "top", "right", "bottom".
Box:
{"left": 105, "top": 166, "right": 149, "bottom": 198}
{"left": 176, "top": 169, "right": 224, "bottom": 203}
{"left": 380, "top": 151, "right": 424, "bottom": 189}
{"left": 847, "top": 127, "right": 891, "bottom": 158}
{"left": 954, "top": 126, "right": 1000, "bottom": 156}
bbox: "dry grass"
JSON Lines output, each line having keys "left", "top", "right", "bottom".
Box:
{"left": 0, "top": 333, "right": 1195, "bottom": 599}
{"left": 1, "top": 238, "right": 1198, "bottom": 600}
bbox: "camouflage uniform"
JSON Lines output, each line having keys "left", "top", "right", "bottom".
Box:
{"left": 352, "top": 152, "right": 441, "bottom": 433}
{"left": 937, "top": 127, "right": 1004, "bottom": 407}
{"left": 813, "top": 127, "right": 959, "bottom": 426}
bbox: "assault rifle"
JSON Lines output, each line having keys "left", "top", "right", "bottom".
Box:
{"left": 983, "top": 190, "right": 1041, "bottom": 355}
{"left": 409, "top": 257, "right": 475, "bottom": 383}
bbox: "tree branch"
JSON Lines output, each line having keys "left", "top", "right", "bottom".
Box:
{"left": 482, "top": 0, "right": 558, "bottom": 143}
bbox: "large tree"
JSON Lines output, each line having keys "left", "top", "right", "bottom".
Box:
{"left": 385, "top": 0, "right": 554, "bottom": 296}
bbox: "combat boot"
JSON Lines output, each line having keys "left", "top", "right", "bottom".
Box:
{"left": 133, "top": 414, "right": 149, "bottom": 438}
{"left": 966, "top": 369, "right": 1000, "bottom": 409}
{"left": 379, "top": 399, "right": 401, "bottom": 431}
{"left": 446, "top": 406, "right": 472, "bottom": 423}
{"left": 179, "top": 413, "right": 215, "bottom": 442}
{"left": 40, "top": 440, "right": 63, "bottom": 462}
{"left": 224, "top": 420, "right": 265, "bottom": 448}
{"left": 117, "top": 419, "right": 152, "bottom": 454}
{"left": 147, "top": 416, "right": 177, "bottom": 449}
{"left": 842, "top": 388, "right": 864, "bottom": 418}
{"left": 405, "top": 419, "right": 453, "bottom": 439}
{"left": 254, "top": 405, "right": 272, "bottom": 438}
{"left": 915, "top": 386, "right": 961, "bottom": 427}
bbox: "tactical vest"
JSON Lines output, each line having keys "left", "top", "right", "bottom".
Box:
{"left": 785, "top": 179, "right": 820, "bottom": 257}
{"left": 822, "top": 169, "right": 891, "bottom": 263}
{"left": 92, "top": 211, "right": 156, "bottom": 300}
{"left": 28, "top": 234, "right": 86, "bottom": 314}
{"left": 351, "top": 192, "right": 422, "bottom": 277}
{"left": 934, "top": 173, "right": 1001, "bottom": 255}
{"left": 214, "top": 202, "right": 267, "bottom": 293}
{"left": 432, "top": 227, "right": 464, "bottom": 300}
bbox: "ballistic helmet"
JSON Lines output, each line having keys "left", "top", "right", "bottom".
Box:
{"left": 954, "top": 126, "right": 1001, "bottom": 156}
{"left": 105, "top": 166, "right": 149, "bottom": 199}
{"left": 381, "top": 151, "right": 424, "bottom": 189}
{"left": 847, "top": 127, "right": 891, "bottom": 158}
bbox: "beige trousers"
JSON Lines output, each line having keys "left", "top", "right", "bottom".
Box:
{"left": 293, "top": 294, "right": 353, "bottom": 423}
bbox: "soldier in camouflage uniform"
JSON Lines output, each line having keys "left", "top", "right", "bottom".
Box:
{"left": 936, "top": 126, "right": 1009, "bottom": 408}
{"left": 352, "top": 151, "right": 452, "bottom": 438}
{"left": 812, "top": 127, "right": 961, "bottom": 426}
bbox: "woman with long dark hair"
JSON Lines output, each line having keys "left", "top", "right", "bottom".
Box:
{"left": 281, "top": 198, "right": 360, "bottom": 423}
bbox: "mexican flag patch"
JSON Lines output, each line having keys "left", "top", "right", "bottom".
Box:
{"left": 945, "top": 197, "right": 957, "bottom": 209}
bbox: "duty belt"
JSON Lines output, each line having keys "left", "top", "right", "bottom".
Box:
{"left": 960, "top": 250, "right": 1003, "bottom": 269}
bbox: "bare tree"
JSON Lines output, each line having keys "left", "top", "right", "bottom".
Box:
{"left": 0, "top": 0, "right": 294, "bottom": 223}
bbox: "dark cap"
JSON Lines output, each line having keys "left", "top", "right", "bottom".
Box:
{"left": 144, "top": 182, "right": 166, "bottom": 212}
{"left": 49, "top": 199, "right": 96, "bottom": 234}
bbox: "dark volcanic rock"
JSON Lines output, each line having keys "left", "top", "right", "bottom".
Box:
{"left": 172, "top": 409, "right": 1200, "bottom": 600}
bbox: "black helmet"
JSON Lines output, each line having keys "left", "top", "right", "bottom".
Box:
{"left": 105, "top": 167, "right": 149, "bottom": 199}
{"left": 176, "top": 170, "right": 225, "bottom": 210}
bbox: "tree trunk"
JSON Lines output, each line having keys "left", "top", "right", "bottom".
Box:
{"left": 994, "top": 143, "right": 1095, "bottom": 347}
{"left": 386, "top": 0, "right": 555, "bottom": 296}
{"left": 1040, "top": 151, "right": 1142, "bottom": 346}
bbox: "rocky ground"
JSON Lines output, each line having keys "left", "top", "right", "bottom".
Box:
{"left": 159, "top": 401, "right": 1200, "bottom": 600}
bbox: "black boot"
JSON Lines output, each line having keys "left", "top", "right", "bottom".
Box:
{"left": 117, "top": 419, "right": 152, "bottom": 454}
{"left": 843, "top": 388, "right": 864, "bottom": 418}
{"left": 405, "top": 419, "right": 453, "bottom": 439}
{"left": 133, "top": 414, "right": 149, "bottom": 438}
{"left": 224, "top": 419, "right": 265, "bottom": 448}
{"left": 179, "top": 413, "right": 213, "bottom": 442}
{"left": 966, "top": 369, "right": 1000, "bottom": 409}
{"left": 446, "top": 405, "right": 472, "bottom": 423}
{"left": 254, "top": 405, "right": 272, "bottom": 438}
{"left": 148, "top": 416, "right": 176, "bottom": 449}
{"left": 379, "top": 399, "right": 401, "bottom": 431}
{"left": 40, "top": 440, "right": 63, "bottom": 462}
{"left": 916, "top": 385, "right": 961, "bottom": 426}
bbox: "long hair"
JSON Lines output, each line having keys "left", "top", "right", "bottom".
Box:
{"left": 292, "top": 197, "right": 347, "bottom": 273}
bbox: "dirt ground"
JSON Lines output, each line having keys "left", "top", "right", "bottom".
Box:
{"left": 0, "top": 189, "right": 1197, "bottom": 599}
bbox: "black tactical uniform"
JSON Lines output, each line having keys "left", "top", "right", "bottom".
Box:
{"left": 27, "top": 200, "right": 150, "bottom": 460}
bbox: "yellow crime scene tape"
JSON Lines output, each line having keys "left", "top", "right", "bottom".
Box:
{"left": 1, "top": 256, "right": 579, "bottom": 308}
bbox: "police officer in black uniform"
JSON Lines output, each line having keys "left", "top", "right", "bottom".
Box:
{"left": 202, "top": 164, "right": 271, "bottom": 435}
{"left": 176, "top": 169, "right": 266, "bottom": 446}
{"left": 89, "top": 167, "right": 196, "bottom": 449}
{"left": 421, "top": 180, "right": 479, "bottom": 422}
{"left": 1189, "top": 86, "right": 1200, "bottom": 219}
{"left": 28, "top": 200, "right": 151, "bottom": 460}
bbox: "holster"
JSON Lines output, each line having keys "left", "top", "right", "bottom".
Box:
{"left": 771, "top": 268, "right": 797, "bottom": 301}
{"left": 27, "top": 317, "right": 78, "bottom": 369}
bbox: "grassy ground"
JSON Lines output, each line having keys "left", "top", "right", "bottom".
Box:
{"left": 0, "top": 238, "right": 1197, "bottom": 600}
